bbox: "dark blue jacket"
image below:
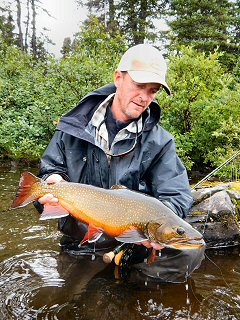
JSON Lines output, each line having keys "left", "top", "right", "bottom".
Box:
{"left": 38, "top": 83, "right": 193, "bottom": 247}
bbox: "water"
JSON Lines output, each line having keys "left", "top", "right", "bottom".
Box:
{"left": 0, "top": 167, "right": 240, "bottom": 320}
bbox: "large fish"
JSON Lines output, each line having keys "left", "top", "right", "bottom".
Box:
{"left": 11, "top": 172, "right": 205, "bottom": 249}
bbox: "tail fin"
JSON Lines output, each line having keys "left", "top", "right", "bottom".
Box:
{"left": 11, "top": 172, "right": 41, "bottom": 209}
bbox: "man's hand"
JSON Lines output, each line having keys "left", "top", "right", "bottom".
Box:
{"left": 127, "top": 226, "right": 164, "bottom": 250}
{"left": 38, "top": 174, "right": 64, "bottom": 206}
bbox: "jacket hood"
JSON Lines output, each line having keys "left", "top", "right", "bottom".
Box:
{"left": 57, "top": 83, "right": 162, "bottom": 137}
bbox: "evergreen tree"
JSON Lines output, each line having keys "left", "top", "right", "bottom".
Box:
{"left": 0, "top": 10, "right": 15, "bottom": 46}
{"left": 116, "top": 0, "right": 163, "bottom": 44}
{"left": 1, "top": 0, "right": 51, "bottom": 59}
{"left": 76, "top": 0, "right": 116, "bottom": 28}
{"left": 61, "top": 37, "right": 72, "bottom": 57}
{"left": 76, "top": 0, "right": 166, "bottom": 44}
{"left": 229, "top": 0, "right": 240, "bottom": 54}
{"left": 165, "top": 0, "right": 233, "bottom": 53}
{"left": 230, "top": 0, "right": 240, "bottom": 78}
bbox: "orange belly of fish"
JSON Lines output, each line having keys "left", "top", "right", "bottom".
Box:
{"left": 58, "top": 199, "right": 135, "bottom": 237}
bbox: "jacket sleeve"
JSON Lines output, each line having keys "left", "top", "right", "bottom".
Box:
{"left": 38, "top": 130, "right": 70, "bottom": 181}
{"left": 146, "top": 133, "right": 193, "bottom": 218}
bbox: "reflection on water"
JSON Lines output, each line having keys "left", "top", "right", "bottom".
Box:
{"left": 0, "top": 167, "right": 240, "bottom": 319}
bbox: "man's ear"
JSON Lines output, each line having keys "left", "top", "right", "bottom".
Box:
{"left": 113, "top": 70, "right": 123, "bottom": 88}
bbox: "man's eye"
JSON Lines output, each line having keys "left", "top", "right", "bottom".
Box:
{"left": 136, "top": 84, "right": 145, "bottom": 89}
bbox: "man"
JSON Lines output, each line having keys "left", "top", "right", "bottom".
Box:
{"left": 36, "top": 44, "right": 201, "bottom": 282}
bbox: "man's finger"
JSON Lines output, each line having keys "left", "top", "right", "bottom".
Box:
{"left": 38, "top": 193, "right": 58, "bottom": 205}
{"left": 46, "top": 174, "right": 64, "bottom": 184}
{"left": 150, "top": 242, "right": 164, "bottom": 250}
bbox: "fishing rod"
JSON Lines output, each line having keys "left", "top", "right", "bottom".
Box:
{"left": 191, "top": 150, "right": 240, "bottom": 191}
{"left": 103, "top": 243, "right": 128, "bottom": 264}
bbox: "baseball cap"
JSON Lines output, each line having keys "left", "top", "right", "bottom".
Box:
{"left": 117, "top": 44, "right": 171, "bottom": 95}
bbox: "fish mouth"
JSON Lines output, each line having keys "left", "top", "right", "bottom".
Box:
{"left": 164, "top": 237, "right": 205, "bottom": 249}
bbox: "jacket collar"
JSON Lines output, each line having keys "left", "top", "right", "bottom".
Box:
{"left": 57, "top": 83, "right": 162, "bottom": 138}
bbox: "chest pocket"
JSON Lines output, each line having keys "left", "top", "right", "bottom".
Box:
{"left": 64, "top": 139, "right": 89, "bottom": 183}
{"left": 85, "top": 146, "right": 109, "bottom": 188}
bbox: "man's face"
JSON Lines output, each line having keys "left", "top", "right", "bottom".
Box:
{"left": 112, "top": 71, "right": 161, "bottom": 122}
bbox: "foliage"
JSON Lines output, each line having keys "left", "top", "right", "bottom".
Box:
{"left": 75, "top": 0, "right": 240, "bottom": 77}
{"left": 158, "top": 46, "right": 240, "bottom": 173}
{"left": 0, "top": 9, "right": 16, "bottom": 46}
{"left": 77, "top": 0, "right": 165, "bottom": 44}
{"left": 115, "top": 0, "right": 163, "bottom": 44}
{"left": 0, "top": 19, "right": 127, "bottom": 160}
{"left": 1, "top": 0, "right": 52, "bottom": 59}
{"left": 61, "top": 37, "right": 72, "bottom": 57}
{"left": 166, "top": 0, "right": 232, "bottom": 50}
{"left": 0, "top": 12, "right": 239, "bottom": 178}
{"left": 223, "top": 0, "right": 240, "bottom": 71}
{"left": 164, "top": 0, "right": 239, "bottom": 70}
{"left": 229, "top": 0, "right": 240, "bottom": 52}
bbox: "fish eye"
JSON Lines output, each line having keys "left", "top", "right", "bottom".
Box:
{"left": 176, "top": 227, "right": 185, "bottom": 235}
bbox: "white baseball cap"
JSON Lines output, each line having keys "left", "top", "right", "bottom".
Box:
{"left": 117, "top": 44, "right": 171, "bottom": 95}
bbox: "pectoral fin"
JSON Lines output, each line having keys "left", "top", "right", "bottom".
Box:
{"left": 147, "top": 248, "right": 157, "bottom": 264}
{"left": 79, "top": 224, "right": 103, "bottom": 246}
{"left": 40, "top": 204, "right": 70, "bottom": 220}
{"left": 115, "top": 229, "right": 147, "bottom": 243}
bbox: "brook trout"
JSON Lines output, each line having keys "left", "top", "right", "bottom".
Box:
{"left": 11, "top": 172, "right": 204, "bottom": 249}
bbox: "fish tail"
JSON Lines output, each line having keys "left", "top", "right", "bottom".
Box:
{"left": 11, "top": 172, "right": 41, "bottom": 209}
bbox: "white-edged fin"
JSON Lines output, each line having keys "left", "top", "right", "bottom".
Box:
{"left": 87, "top": 231, "right": 103, "bottom": 243}
{"left": 79, "top": 224, "right": 104, "bottom": 246}
{"left": 40, "top": 204, "right": 70, "bottom": 220}
{"left": 115, "top": 229, "right": 147, "bottom": 243}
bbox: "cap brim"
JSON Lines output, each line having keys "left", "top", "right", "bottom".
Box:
{"left": 128, "top": 70, "right": 171, "bottom": 95}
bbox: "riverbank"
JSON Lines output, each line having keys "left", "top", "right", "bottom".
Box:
{"left": 187, "top": 182, "right": 240, "bottom": 248}
{"left": 0, "top": 159, "right": 39, "bottom": 169}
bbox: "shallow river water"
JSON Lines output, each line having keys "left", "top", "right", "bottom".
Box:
{"left": 0, "top": 167, "right": 240, "bottom": 320}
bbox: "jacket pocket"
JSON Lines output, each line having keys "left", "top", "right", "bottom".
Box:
{"left": 87, "top": 148, "right": 105, "bottom": 187}
{"left": 65, "top": 148, "right": 88, "bottom": 183}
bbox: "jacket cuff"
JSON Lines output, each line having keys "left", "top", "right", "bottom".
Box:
{"left": 160, "top": 199, "right": 178, "bottom": 215}
{"left": 33, "top": 200, "right": 44, "bottom": 214}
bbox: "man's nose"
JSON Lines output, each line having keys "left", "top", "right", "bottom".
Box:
{"left": 139, "top": 90, "right": 149, "bottom": 103}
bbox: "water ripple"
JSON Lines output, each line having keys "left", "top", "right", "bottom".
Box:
{"left": 0, "top": 250, "right": 65, "bottom": 319}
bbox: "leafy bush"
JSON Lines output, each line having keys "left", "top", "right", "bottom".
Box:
{"left": 0, "top": 20, "right": 126, "bottom": 160}
{"left": 158, "top": 46, "right": 240, "bottom": 174}
{"left": 0, "top": 30, "right": 239, "bottom": 178}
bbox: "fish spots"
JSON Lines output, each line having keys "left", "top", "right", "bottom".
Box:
{"left": 38, "top": 182, "right": 159, "bottom": 231}
{"left": 12, "top": 172, "right": 203, "bottom": 248}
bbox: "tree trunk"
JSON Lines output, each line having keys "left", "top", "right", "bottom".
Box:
{"left": 31, "top": 0, "right": 37, "bottom": 58}
{"left": 16, "top": 0, "right": 24, "bottom": 51}
{"left": 108, "top": 0, "right": 115, "bottom": 23}
{"left": 24, "top": 0, "right": 30, "bottom": 51}
{"left": 132, "top": 0, "right": 148, "bottom": 44}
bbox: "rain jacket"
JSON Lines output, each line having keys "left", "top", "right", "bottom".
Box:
{"left": 38, "top": 83, "right": 193, "bottom": 250}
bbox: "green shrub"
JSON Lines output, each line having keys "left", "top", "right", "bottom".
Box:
{"left": 0, "top": 19, "right": 126, "bottom": 160}
{"left": 158, "top": 46, "right": 240, "bottom": 175}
